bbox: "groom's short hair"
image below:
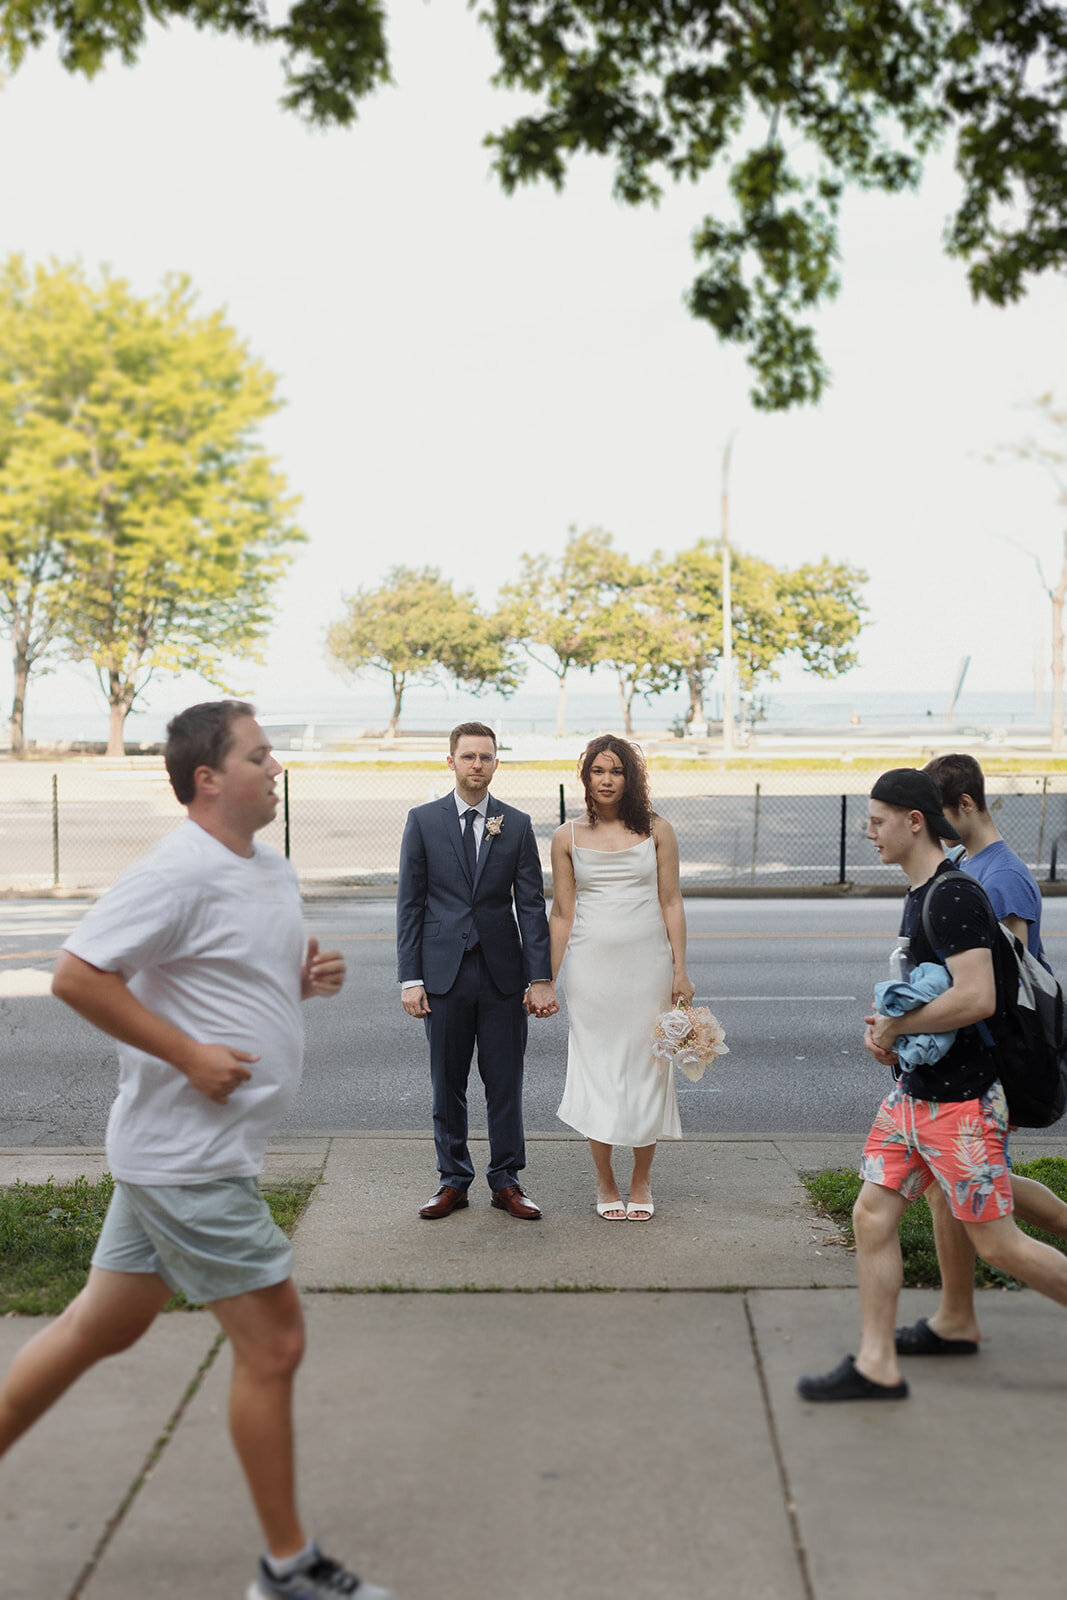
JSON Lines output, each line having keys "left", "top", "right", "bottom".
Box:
{"left": 449, "top": 721, "right": 497, "bottom": 754}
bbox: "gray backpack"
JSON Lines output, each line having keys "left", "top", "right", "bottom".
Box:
{"left": 921, "top": 869, "right": 1067, "bottom": 1128}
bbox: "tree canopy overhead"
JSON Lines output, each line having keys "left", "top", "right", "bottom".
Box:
{"left": 0, "top": 0, "right": 391, "bottom": 124}
{"left": 3, "top": 1, "right": 1063, "bottom": 409}
{"left": 483, "top": 0, "right": 1067, "bottom": 408}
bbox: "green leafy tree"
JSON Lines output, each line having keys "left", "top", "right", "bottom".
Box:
{"left": 5, "top": 5, "right": 1064, "bottom": 408}
{"left": 782, "top": 558, "right": 868, "bottom": 678}
{"left": 497, "top": 526, "right": 632, "bottom": 735}
{"left": 594, "top": 583, "right": 679, "bottom": 734}
{"left": 0, "top": 258, "right": 301, "bottom": 755}
{"left": 655, "top": 541, "right": 867, "bottom": 729}
{"left": 0, "top": 262, "right": 94, "bottom": 752}
{"left": 325, "top": 565, "right": 520, "bottom": 736}
{"left": 650, "top": 543, "right": 723, "bottom": 730}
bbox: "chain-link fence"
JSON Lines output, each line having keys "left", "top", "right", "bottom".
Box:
{"left": 3, "top": 762, "right": 1065, "bottom": 893}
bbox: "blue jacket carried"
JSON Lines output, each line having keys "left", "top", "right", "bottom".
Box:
{"left": 874, "top": 963, "right": 955, "bottom": 1069}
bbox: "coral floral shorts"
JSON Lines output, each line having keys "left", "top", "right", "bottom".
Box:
{"left": 859, "top": 1079, "right": 1014, "bottom": 1223}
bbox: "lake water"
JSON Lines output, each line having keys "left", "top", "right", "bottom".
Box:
{"left": 10, "top": 685, "right": 1048, "bottom": 747}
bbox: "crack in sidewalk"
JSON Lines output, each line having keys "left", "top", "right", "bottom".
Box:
{"left": 66, "top": 1331, "right": 226, "bottom": 1600}
{"left": 743, "top": 1293, "right": 815, "bottom": 1600}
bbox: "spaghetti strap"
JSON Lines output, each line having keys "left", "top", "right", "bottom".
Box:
{"left": 570, "top": 820, "right": 576, "bottom": 847}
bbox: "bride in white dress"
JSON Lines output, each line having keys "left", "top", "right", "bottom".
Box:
{"left": 551, "top": 736, "right": 695, "bottom": 1220}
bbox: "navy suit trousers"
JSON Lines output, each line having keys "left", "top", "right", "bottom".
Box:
{"left": 424, "top": 949, "right": 528, "bottom": 1191}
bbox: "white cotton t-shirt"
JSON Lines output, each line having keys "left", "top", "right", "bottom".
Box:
{"left": 63, "top": 819, "right": 305, "bottom": 1185}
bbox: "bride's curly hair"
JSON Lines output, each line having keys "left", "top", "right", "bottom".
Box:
{"left": 579, "top": 735, "right": 655, "bottom": 836}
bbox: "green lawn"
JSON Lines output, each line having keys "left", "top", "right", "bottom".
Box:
{"left": 803, "top": 1156, "right": 1067, "bottom": 1290}
{"left": 0, "top": 1174, "right": 317, "bottom": 1315}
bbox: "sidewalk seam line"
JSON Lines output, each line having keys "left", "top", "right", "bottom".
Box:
{"left": 66, "top": 1331, "right": 226, "bottom": 1600}
{"left": 296, "top": 1284, "right": 853, "bottom": 1296}
{"left": 743, "top": 1293, "right": 816, "bottom": 1600}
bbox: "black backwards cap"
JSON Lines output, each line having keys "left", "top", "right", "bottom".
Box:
{"left": 869, "top": 768, "right": 961, "bottom": 841}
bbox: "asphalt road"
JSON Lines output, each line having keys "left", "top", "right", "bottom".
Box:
{"left": 4, "top": 896, "right": 1067, "bottom": 1146}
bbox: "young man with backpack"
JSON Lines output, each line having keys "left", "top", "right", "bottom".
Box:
{"left": 798, "top": 767, "right": 1067, "bottom": 1402}
{"left": 887, "top": 754, "right": 1067, "bottom": 1358}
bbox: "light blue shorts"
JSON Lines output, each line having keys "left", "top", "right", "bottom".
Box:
{"left": 92, "top": 1177, "right": 293, "bottom": 1305}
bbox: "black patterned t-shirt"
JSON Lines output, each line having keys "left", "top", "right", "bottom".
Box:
{"left": 895, "top": 859, "right": 1003, "bottom": 1102}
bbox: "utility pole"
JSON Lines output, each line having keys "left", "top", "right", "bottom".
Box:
{"left": 721, "top": 433, "right": 735, "bottom": 757}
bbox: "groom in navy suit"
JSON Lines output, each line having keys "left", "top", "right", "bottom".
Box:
{"left": 397, "top": 722, "right": 558, "bottom": 1220}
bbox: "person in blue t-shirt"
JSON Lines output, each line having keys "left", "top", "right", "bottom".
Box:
{"left": 928, "top": 752, "right": 1044, "bottom": 960}
{"left": 888, "top": 753, "right": 1067, "bottom": 1360}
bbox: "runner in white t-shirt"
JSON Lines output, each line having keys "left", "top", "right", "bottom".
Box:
{"left": 72, "top": 815, "right": 308, "bottom": 1187}
{"left": 0, "top": 701, "right": 393, "bottom": 1600}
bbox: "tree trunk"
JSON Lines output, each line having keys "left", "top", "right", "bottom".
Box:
{"left": 616, "top": 672, "right": 636, "bottom": 734}
{"left": 686, "top": 669, "right": 706, "bottom": 732}
{"left": 106, "top": 701, "right": 128, "bottom": 757}
{"left": 106, "top": 672, "right": 137, "bottom": 757}
{"left": 9, "top": 647, "right": 28, "bottom": 755}
{"left": 1052, "top": 533, "right": 1067, "bottom": 753}
{"left": 386, "top": 675, "right": 404, "bottom": 739}
{"left": 556, "top": 671, "right": 567, "bottom": 736}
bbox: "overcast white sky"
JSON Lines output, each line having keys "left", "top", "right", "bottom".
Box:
{"left": 0, "top": 3, "right": 1064, "bottom": 734}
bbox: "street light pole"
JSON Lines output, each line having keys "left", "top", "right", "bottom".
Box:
{"left": 721, "top": 433, "right": 735, "bottom": 757}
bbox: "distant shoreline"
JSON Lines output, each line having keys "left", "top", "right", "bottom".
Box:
{"left": 5, "top": 686, "right": 1052, "bottom": 749}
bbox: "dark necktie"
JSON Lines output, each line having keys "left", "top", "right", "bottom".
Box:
{"left": 463, "top": 807, "right": 478, "bottom": 878}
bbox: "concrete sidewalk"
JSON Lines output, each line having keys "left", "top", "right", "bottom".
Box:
{"left": 3, "top": 1134, "right": 1067, "bottom": 1600}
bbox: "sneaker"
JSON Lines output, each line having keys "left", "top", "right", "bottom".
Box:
{"left": 247, "top": 1544, "right": 395, "bottom": 1600}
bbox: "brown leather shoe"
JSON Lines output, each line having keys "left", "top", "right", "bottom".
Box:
{"left": 491, "top": 1184, "right": 542, "bottom": 1220}
{"left": 418, "top": 1185, "right": 470, "bottom": 1219}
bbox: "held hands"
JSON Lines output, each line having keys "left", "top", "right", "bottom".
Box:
{"left": 525, "top": 980, "right": 559, "bottom": 1018}
{"left": 672, "top": 970, "right": 695, "bottom": 1006}
{"left": 403, "top": 981, "right": 558, "bottom": 1018}
{"left": 402, "top": 985, "right": 432, "bottom": 1018}
{"left": 301, "top": 937, "right": 346, "bottom": 999}
{"left": 182, "top": 1041, "right": 257, "bottom": 1105}
{"left": 864, "top": 1012, "right": 900, "bottom": 1068}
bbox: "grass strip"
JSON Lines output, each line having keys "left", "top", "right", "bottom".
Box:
{"left": 803, "top": 1156, "right": 1067, "bottom": 1290}
{"left": 0, "top": 1173, "right": 317, "bottom": 1316}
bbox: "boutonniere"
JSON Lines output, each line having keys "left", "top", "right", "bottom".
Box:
{"left": 485, "top": 815, "right": 504, "bottom": 838}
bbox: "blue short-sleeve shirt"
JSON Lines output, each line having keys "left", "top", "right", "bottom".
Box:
{"left": 963, "top": 839, "right": 1044, "bottom": 961}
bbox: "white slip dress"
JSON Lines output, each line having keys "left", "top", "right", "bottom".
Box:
{"left": 556, "top": 827, "right": 682, "bottom": 1146}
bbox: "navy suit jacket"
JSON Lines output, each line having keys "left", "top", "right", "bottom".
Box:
{"left": 396, "top": 794, "right": 551, "bottom": 997}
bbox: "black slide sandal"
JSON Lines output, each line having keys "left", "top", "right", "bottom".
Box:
{"left": 797, "top": 1354, "right": 909, "bottom": 1402}
{"left": 895, "top": 1317, "right": 979, "bottom": 1356}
